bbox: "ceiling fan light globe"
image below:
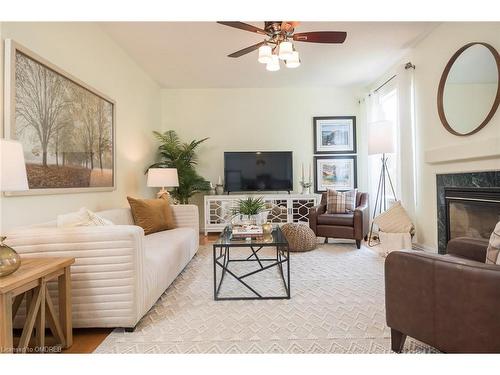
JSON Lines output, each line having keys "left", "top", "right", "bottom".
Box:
{"left": 257, "top": 45, "right": 272, "bottom": 64}
{"left": 278, "top": 41, "right": 294, "bottom": 60}
{"left": 286, "top": 51, "right": 301, "bottom": 68}
{"left": 266, "top": 55, "right": 280, "bottom": 71}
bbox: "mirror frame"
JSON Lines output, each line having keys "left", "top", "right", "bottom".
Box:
{"left": 437, "top": 42, "right": 500, "bottom": 136}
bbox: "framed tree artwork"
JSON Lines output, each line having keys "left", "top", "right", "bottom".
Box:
{"left": 3, "top": 39, "right": 115, "bottom": 195}
{"left": 313, "top": 116, "right": 356, "bottom": 154}
{"left": 314, "top": 156, "right": 357, "bottom": 193}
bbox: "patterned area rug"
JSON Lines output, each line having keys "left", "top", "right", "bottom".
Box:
{"left": 94, "top": 243, "right": 436, "bottom": 353}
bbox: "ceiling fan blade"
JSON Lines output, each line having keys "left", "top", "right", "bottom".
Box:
{"left": 217, "top": 21, "right": 267, "bottom": 36}
{"left": 227, "top": 41, "right": 266, "bottom": 58}
{"left": 293, "top": 31, "right": 347, "bottom": 44}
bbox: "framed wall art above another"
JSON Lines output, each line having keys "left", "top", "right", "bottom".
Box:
{"left": 314, "top": 155, "right": 357, "bottom": 193}
{"left": 3, "top": 39, "right": 116, "bottom": 196}
{"left": 313, "top": 116, "right": 356, "bottom": 154}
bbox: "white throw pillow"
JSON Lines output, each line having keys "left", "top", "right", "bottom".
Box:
{"left": 57, "top": 207, "right": 114, "bottom": 228}
{"left": 373, "top": 201, "right": 414, "bottom": 233}
{"left": 486, "top": 221, "right": 500, "bottom": 265}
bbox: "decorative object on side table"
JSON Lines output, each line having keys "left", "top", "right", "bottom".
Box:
{"left": 0, "top": 139, "right": 29, "bottom": 277}
{"left": 314, "top": 155, "right": 357, "bottom": 193}
{"left": 147, "top": 168, "right": 179, "bottom": 201}
{"left": 231, "top": 196, "right": 269, "bottom": 225}
{"left": 215, "top": 176, "right": 224, "bottom": 195}
{"left": 367, "top": 120, "right": 397, "bottom": 246}
{"left": 299, "top": 163, "right": 312, "bottom": 194}
{"left": 4, "top": 40, "right": 115, "bottom": 195}
{"left": 148, "top": 130, "right": 211, "bottom": 204}
{"left": 313, "top": 116, "right": 356, "bottom": 154}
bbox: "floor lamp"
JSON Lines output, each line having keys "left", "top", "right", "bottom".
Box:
{"left": 367, "top": 120, "right": 397, "bottom": 247}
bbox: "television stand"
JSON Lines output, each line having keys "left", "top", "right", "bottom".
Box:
{"left": 203, "top": 193, "right": 320, "bottom": 235}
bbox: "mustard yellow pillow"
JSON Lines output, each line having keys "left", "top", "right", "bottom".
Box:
{"left": 127, "top": 196, "right": 175, "bottom": 235}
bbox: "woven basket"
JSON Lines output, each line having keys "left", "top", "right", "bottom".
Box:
{"left": 281, "top": 223, "right": 317, "bottom": 252}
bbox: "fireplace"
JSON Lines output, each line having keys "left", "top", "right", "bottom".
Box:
{"left": 445, "top": 187, "right": 500, "bottom": 245}
{"left": 436, "top": 171, "right": 500, "bottom": 254}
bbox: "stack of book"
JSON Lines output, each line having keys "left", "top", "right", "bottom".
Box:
{"left": 230, "top": 225, "right": 264, "bottom": 240}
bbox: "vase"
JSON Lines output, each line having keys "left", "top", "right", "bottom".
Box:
{"left": 0, "top": 236, "right": 21, "bottom": 277}
{"left": 215, "top": 184, "right": 224, "bottom": 195}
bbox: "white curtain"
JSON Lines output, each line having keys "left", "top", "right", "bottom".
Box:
{"left": 362, "top": 63, "right": 417, "bottom": 223}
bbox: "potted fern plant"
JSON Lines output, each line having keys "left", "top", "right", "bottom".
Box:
{"left": 148, "top": 130, "right": 210, "bottom": 204}
{"left": 231, "top": 197, "right": 269, "bottom": 225}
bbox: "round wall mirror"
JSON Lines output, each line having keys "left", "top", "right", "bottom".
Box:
{"left": 437, "top": 42, "right": 500, "bottom": 136}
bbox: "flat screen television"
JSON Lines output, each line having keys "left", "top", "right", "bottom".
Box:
{"left": 224, "top": 151, "right": 293, "bottom": 193}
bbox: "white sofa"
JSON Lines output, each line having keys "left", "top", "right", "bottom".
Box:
{"left": 6, "top": 204, "right": 199, "bottom": 329}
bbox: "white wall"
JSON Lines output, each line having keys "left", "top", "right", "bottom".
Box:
{"left": 0, "top": 22, "right": 161, "bottom": 231}
{"left": 161, "top": 88, "right": 364, "bottom": 228}
{"left": 411, "top": 22, "right": 500, "bottom": 250}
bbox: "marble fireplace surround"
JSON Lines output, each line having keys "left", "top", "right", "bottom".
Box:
{"left": 436, "top": 170, "right": 500, "bottom": 254}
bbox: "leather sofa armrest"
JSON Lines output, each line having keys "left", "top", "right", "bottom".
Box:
{"left": 385, "top": 250, "right": 500, "bottom": 352}
{"left": 309, "top": 204, "right": 326, "bottom": 231}
{"left": 446, "top": 237, "right": 489, "bottom": 263}
{"left": 354, "top": 194, "right": 369, "bottom": 238}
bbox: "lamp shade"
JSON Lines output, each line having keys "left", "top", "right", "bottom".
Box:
{"left": 258, "top": 45, "right": 272, "bottom": 64}
{"left": 147, "top": 168, "right": 179, "bottom": 188}
{"left": 368, "top": 120, "right": 395, "bottom": 155}
{"left": 0, "top": 139, "right": 29, "bottom": 192}
{"left": 266, "top": 55, "right": 280, "bottom": 72}
{"left": 278, "top": 41, "right": 293, "bottom": 60}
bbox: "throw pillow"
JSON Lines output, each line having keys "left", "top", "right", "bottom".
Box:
{"left": 127, "top": 196, "right": 175, "bottom": 235}
{"left": 326, "top": 189, "right": 357, "bottom": 214}
{"left": 486, "top": 221, "right": 500, "bottom": 265}
{"left": 57, "top": 207, "right": 114, "bottom": 228}
{"left": 373, "top": 201, "right": 414, "bottom": 233}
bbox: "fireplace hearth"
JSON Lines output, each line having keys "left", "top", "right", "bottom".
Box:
{"left": 436, "top": 171, "right": 500, "bottom": 254}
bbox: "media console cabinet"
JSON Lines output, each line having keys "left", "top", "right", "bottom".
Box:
{"left": 203, "top": 193, "right": 321, "bottom": 235}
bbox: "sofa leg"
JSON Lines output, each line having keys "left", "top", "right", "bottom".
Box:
{"left": 390, "top": 328, "right": 407, "bottom": 353}
{"left": 355, "top": 239, "right": 361, "bottom": 249}
{"left": 324, "top": 237, "right": 328, "bottom": 244}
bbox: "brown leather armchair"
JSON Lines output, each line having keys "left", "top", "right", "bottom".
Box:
{"left": 385, "top": 237, "right": 500, "bottom": 353}
{"left": 308, "top": 192, "right": 369, "bottom": 249}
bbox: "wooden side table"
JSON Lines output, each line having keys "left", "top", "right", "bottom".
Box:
{"left": 0, "top": 257, "right": 75, "bottom": 353}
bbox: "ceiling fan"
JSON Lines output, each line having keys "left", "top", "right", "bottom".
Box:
{"left": 217, "top": 21, "right": 347, "bottom": 71}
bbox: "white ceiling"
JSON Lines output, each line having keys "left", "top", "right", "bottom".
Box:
{"left": 100, "top": 22, "right": 438, "bottom": 89}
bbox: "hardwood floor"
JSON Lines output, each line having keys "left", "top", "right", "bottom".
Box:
{"left": 56, "top": 234, "right": 217, "bottom": 353}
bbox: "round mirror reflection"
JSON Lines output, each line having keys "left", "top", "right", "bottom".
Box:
{"left": 438, "top": 43, "right": 500, "bottom": 136}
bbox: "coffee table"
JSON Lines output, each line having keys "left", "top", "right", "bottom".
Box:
{"left": 213, "top": 225, "right": 290, "bottom": 301}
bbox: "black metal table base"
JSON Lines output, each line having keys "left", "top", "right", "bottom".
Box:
{"left": 213, "top": 244, "right": 290, "bottom": 301}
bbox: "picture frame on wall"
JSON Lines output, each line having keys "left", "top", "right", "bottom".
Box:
{"left": 314, "top": 155, "right": 357, "bottom": 193}
{"left": 3, "top": 39, "right": 116, "bottom": 195}
{"left": 313, "top": 116, "right": 356, "bottom": 154}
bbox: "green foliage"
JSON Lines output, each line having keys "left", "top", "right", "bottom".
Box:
{"left": 232, "top": 197, "right": 266, "bottom": 216}
{"left": 148, "top": 130, "right": 210, "bottom": 204}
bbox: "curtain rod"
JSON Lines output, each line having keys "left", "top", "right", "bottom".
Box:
{"left": 370, "top": 61, "right": 415, "bottom": 95}
{"left": 373, "top": 74, "right": 397, "bottom": 94}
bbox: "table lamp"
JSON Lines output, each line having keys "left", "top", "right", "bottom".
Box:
{"left": 367, "top": 120, "right": 397, "bottom": 246}
{"left": 147, "top": 168, "right": 179, "bottom": 200}
{"left": 0, "top": 139, "right": 29, "bottom": 277}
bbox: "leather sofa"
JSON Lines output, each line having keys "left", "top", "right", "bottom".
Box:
{"left": 308, "top": 192, "right": 369, "bottom": 248}
{"left": 6, "top": 205, "right": 199, "bottom": 329}
{"left": 385, "top": 237, "right": 500, "bottom": 353}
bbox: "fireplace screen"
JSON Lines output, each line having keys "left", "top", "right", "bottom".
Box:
{"left": 448, "top": 200, "right": 500, "bottom": 240}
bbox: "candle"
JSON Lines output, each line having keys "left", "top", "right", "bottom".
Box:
{"left": 217, "top": 176, "right": 222, "bottom": 185}
{"left": 309, "top": 163, "right": 311, "bottom": 184}
{"left": 301, "top": 163, "right": 304, "bottom": 181}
